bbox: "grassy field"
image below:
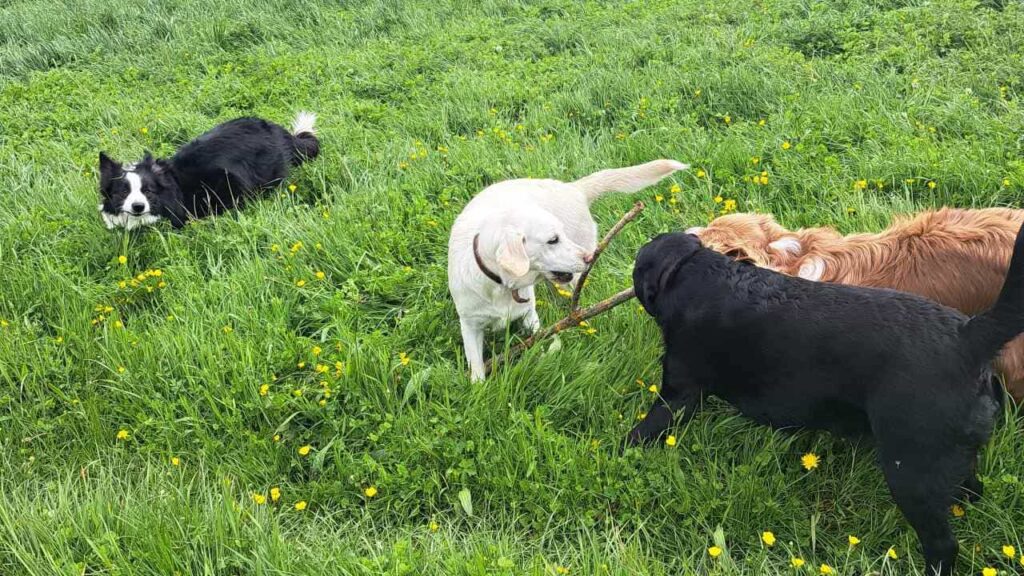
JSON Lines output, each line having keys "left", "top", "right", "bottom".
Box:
{"left": 1, "top": 0, "right": 1024, "bottom": 574}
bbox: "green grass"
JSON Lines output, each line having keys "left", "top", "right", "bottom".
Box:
{"left": 1, "top": 0, "right": 1023, "bottom": 574}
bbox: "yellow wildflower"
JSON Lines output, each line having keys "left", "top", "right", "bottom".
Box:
{"left": 295, "top": 279, "right": 306, "bottom": 287}
{"left": 252, "top": 493, "right": 266, "bottom": 505}
{"left": 723, "top": 115, "right": 731, "bottom": 125}
{"left": 113, "top": 320, "right": 123, "bottom": 329}
{"left": 315, "top": 271, "right": 326, "bottom": 280}
{"left": 222, "top": 325, "right": 233, "bottom": 334}
{"left": 696, "top": 169, "right": 706, "bottom": 178}
{"left": 399, "top": 352, "right": 410, "bottom": 366}
{"left": 294, "top": 500, "right": 307, "bottom": 511}
{"left": 708, "top": 546, "right": 722, "bottom": 558}
{"left": 781, "top": 141, "right": 792, "bottom": 150}
{"left": 259, "top": 384, "right": 269, "bottom": 396}
{"left": 665, "top": 435, "right": 677, "bottom": 447}
{"left": 556, "top": 567, "right": 569, "bottom": 575}
{"left": 297, "top": 361, "right": 306, "bottom": 368}
{"left": 670, "top": 183, "right": 681, "bottom": 194}
{"left": 648, "top": 384, "right": 658, "bottom": 393}
{"left": 887, "top": 547, "right": 897, "bottom": 559}
{"left": 848, "top": 535, "right": 860, "bottom": 546}
{"left": 118, "top": 255, "right": 127, "bottom": 265}
{"left": 928, "top": 181, "right": 937, "bottom": 189}
{"left": 298, "top": 445, "right": 311, "bottom": 456}
{"left": 364, "top": 486, "right": 378, "bottom": 498}
{"left": 801, "top": 452, "right": 820, "bottom": 470}
{"left": 820, "top": 564, "right": 833, "bottom": 575}
{"left": 854, "top": 179, "right": 867, "bottom": 190}
{"left": 270, "top": 487, "right": 281, "bottom": 502}
{"left": 714, "top": 195, "right": 723, "bottom": 203}
{"left": 1003, "top": 545, "right": 1016, "bottom": 558}
{"left": 951, "top": 504, "right": 965, "bottom": 517}
{"left": 288, "top": 184, "right": 297, "bottom": 192}
{"left": 654, "top": 194, "right": 664, "bottom": 203}
{"left": 117, "top": 366, "right": 126, "bottom": 374}
{"left": 140, "top": 127, "right": 148, "bottom": 135}
{"left": 171, "top": 456, "right": 180, "bottom": 466}
{"left": 116, "top": 429, "right": 129, "bottom": 441}
{"left": 982, "top": 568, "right": 996, "bottom": 576}
{"left": 1004, "top": 178, "right": 1011, "bottom": 187}
{"left": 762, "top": 531, "right": 776, "bottom": 547}
{"left": 430, "top": 521, "right": 439, "bottom": 532}
{"left": 273, "top": 434, "right": 281, "bottom": 442}
{"left": 791, "top": 558, "right": 805, "bottom": 568}
{"left": 312, "top": 345, "right": 322, "bottom": 356}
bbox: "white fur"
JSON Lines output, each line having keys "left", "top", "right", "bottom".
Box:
{"left": 291, "top": 111, "right": 317, "bottom": 136}
{"left": 685, "top": 226, "right": 705, "bottom": 235}
{"left": 98, "top": 204, "right": 161, "bottom": 230}
{"left": 448, "top": 159, "right": 687, "bottom": 381}
{"left": 121, "top": 171, "right": 150, "bottom": 215}
{"left": 798, "top": 256, "right": 826, "bottom": 281}
{"left": 768, "top": 237, "right": 802, "bottom": 256}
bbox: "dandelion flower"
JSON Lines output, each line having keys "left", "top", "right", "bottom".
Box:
{"left": 288, "top": 184, "right": 297, "bottom": 192}
{"left": 713, "top": 195, "right": 723, "bottom": 203}
{"left": 117, "top": 366, "right": 126, "bottom": 374}
{"left": 222, "top": 325, "right": 233, "bottom": 334}
{"left": 1003, "top": 545, "right": 1016, "bottom": 558}
{"left": 259, "top": 384, "right": 269, "bottom": 396}
{"left": 430, "top": 521, "right": 439, "bottom": 532}
{"left": 252, "top": 493, "right": 266, "bottom": 505}
{"left": 723, "top": 115, "right": 731, "bottom": 125}
{"left": 1003, "top": 178, "right": 1011, "bottom": 187}
{"left": 140, "top": 127, "right": 148, "bottom": 135}
{"left": 399, "top": 352, "right": 410, "bottom": 366}
{"left": 298, "top": 445, "right": 311, "bottom": 456}
{"left": 273, "top": 434, "right": 281, "bottom": 442}
{"left": 819, "top": 564, "right": 833, "bottom": 574}
{"left": 982, "top": 568, "right": 996, "bottom": 576}
{"left": 801, "top": 452, "right": 820, "bottom": 470}
{"left": 315, "top": 271, "right": 325, "bottom": 280}
{"left": 556, "top": 567, "right": 569, "bottom": 575}
{"left": 708, "top": 546, "right": 722, "bottom": 558}
{"left": 928, "top": 181, "right": 937, "bottom": 189}
{"left": 648, "top": 384, "right": 658, "bottom": 393}
{"left": 887, "top": 547, "right": 897, "bottom": 559}
{"left": 665, "top": 435, "right": 677, "bottom": 447}
{"left": 848, "top": 535, "right": 861, "bottom": 546}
{"left": 364, "top": 486, "right": 378, "bottom": 498}
{"left": 951, "top": 504, "right": 965, "bottom": 517}
{"left": 791, "top": 558, "right": 805, "bottom": 568}
{"left": 270, "top": 487, "right": 281, "bottom": 502}
{"left": 762, "top": 531, "right": 776, "bottom": 547}
{"left": 296, "top": 279, "right": 306, "bottom": 287}
{"left": 696, "top": 169, "right": 707, "bottom": 178}
{"left": 171, "top": 456, "right": 180, "bottom": 466}
{"left": 654, "top": 194, "right": 664, "bottom": 203}
{"left": 116, "top": 429, "right": 129, "bottom": 441}
{"left": 781, "top": 141, "right": 792, "bottom": 150}
{"left": 670, "top": 184, "right": 681, "bottom": 194}
{"left": 118, "top": 255, "right": 127, "bottom": 265}
{"left": 294, "top": 500, "right": 307, "bottom": 511}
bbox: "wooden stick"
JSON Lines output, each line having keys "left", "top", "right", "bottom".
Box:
{"left": 485, "top": 287, "right": 637, "bottom": 374}
{"left": 569, "top": 201, "right": 645, "bottom": 311}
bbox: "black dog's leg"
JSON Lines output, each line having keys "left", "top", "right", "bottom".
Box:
{"left": 626, "top": 355, "right": 703, "bottom": 446}
{"left": 878, "top": 441, "right": 967, "bottom": 576}
{"left": 957, "top": 455, "right": 983, "bottom": 503}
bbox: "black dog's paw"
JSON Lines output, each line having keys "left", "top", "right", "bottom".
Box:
{"left": 624, "top": 405, "right": 674, "bottom": 448}
{"left": 957, "top": 475, "right": 984, "bottom": 503}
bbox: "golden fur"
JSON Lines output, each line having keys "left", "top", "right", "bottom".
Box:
{"left": 692, "top": 208, "right": 1024, "bottom": 400}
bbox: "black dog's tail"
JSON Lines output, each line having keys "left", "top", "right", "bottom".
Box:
{"left": 289, "top": 111, "right": 320, "bottom": 165}
{"left": 961, "top": 221, "right": 1024, "bottom": 368}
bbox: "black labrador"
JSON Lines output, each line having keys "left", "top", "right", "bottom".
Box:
{"left": 628, "top": 224, "right": 1024, "bottom": 576}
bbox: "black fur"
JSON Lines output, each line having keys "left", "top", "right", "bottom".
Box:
{"left": 628, "top": 223, "right": 1024, "bottom": 576}
{"left": 98, "top": 115, "right": 319, "bottom": 228}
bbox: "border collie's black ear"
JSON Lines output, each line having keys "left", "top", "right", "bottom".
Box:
{"left": 153, "top": 158, "right": 171, "bottom": 175}
{"left": 99, "top": 152, "right": 120, "bottom": 195}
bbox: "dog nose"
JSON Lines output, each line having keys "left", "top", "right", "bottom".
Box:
{"left": 583, "top": 252, "right": 594, "bottom": 264}
{"left": 130, "top": 202, "right": 145, "bottom": 214}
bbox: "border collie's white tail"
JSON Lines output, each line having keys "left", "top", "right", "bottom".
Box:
{"left": 291, "top": 111, "right": 317, "bottom": 136}
{"left": 289, "top": 112, "right": 320, "bottom": 164}
{"left": 573, "top": 159, "right": 689, "bottom": 203}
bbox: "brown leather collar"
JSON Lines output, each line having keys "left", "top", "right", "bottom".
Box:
{"left": 473, "top": 234, "right": 530, "bottom": 304}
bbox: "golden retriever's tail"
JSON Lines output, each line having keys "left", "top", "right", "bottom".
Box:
{"left": 962, "top": 220, "right": 1024, "bottom": 368}
{"left": 573, "top": 159, "right": 688, "bottom": 203}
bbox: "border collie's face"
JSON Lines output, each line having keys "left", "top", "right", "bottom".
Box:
{"left": 98, "top": 152, "right": 177, "bottom": 230}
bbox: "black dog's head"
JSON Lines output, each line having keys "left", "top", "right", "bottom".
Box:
{"left": 98, "top": 152, "right": 181, "bottom": 230}
{"left": 633, "top": 231, "right": 703, "bottom": 317}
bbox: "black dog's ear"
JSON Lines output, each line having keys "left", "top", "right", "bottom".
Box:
{"left": 99, "top": 152, "right": 121, "bottom": 196}
{"left": 152, "top": 158, "right": 171, "bottom": 175}
{"left": 142, "top": 150, "right": 154, "bottom": 163}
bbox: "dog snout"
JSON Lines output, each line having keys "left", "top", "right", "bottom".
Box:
{"left": 582, "top": 252, "right": 594, "bottom": 264}
{"left": 130, "top": 202, "right": 146, "bottom": 214}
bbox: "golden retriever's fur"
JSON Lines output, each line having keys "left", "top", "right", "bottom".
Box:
{"left": 691, "top": 208, "right": 1024, "bottom": 400}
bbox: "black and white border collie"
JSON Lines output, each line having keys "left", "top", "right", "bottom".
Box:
{"left": 99, "top": 113, "right": 320, "bottom": 229}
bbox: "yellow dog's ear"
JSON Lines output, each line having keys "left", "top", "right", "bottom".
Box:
{"left": 768, "top": 236, "right": 803, "bottom": 256}
{"left": 496, "top": 228, "right": 530, "bottom": 278}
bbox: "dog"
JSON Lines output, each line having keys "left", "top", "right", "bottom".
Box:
{"left": 628, "top": 224, "right": 1024, "bottom": 576}
{"left": 448, "top": 159, "right": 688, "bottom": 381}
{"left": 689, "top": 208, "right": 1024, "bottom": 400}
{"left": 99, "top": 113, "right": 320, "bottom": 229}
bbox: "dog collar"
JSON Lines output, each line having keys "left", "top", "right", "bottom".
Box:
{"left": 473, "top": 234, "right": 530, "bottom": 304}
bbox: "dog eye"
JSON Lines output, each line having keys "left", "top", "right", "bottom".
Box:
{"left": 547, "top": 236, "right": 559, "bottom": 245}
